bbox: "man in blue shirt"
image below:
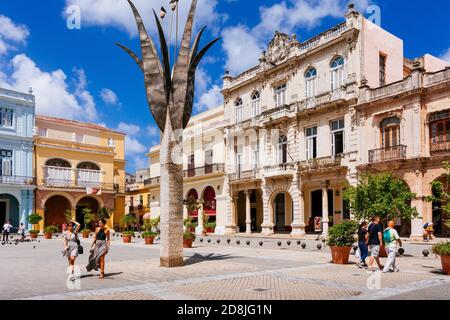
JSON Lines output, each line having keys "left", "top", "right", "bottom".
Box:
{"left": 367, "top": 216, "right": 383, "bottom": 271}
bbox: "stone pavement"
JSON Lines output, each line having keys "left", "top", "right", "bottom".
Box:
{"left": 0, "top": 234, "right": 448, "bottom": 300}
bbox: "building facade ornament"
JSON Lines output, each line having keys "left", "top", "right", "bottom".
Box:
{"left": 265, "top": 31, "right": 292, "bottom": 66}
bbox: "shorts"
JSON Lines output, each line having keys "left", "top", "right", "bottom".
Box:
{"left": 369, "top": 245, "right": 380, "bottom": 257}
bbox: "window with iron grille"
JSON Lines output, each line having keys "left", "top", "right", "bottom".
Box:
{"left": 0, "top": 108, "right": 13, "bottom": 128}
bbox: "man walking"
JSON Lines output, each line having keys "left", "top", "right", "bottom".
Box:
{"left": 2, "top": 220, "right": 13, "bottom": 242}
{"left": 367, "top": 216, "right": 383, "bottom": 271}
{"left": 383, "top": 220, "right": 402, "bottom": 273}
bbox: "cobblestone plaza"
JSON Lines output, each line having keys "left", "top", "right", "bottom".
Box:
{"left": 1, "top": 235, "right": 448, "bottom": 300}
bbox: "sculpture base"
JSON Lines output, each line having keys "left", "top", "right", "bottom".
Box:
{"left": 160, "top": 256, "right": 184, "bottom": 268}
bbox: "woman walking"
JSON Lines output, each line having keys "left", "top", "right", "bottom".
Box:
{"left": 86, "top": 219, "right": 110, "bottom": 279}
{"left": 357, "top": 221, "right": 369, "bottom": 269}
{"left": 62, "top": 220, "right": 80, "bottom": 281}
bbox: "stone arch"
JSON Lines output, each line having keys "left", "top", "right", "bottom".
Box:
{"left": 430, "top": 174, "right": 449, "bottom": 237}
{"left": 45, "top": 158, "right": 72, "bottom": 167}
{"left": 0, "top": 193, "right": 20, "bottom": 227}
{"left": 44, "top": 195, "right": 72, "bottom": 229}
{"left": 185, "top": 188, "right": 199, "bottom": 217}
{"left": 75, "top": 196, "right": 102, "bottom": 230}
{"left": 76, "top": 161, "right": 101, "bottom": 170}
{"left": 73, "top": 194, "right": 105, "bottom": 209}
{"left": 40, "top": 191, "right": 75, "bottom": 209}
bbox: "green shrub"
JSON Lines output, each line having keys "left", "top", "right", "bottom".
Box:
{"left": 326, "top": 220, "right": 358, "bottom": 247}
{"left": 432, "top": 242, "right": 450, "bottom": 256}
{"left": 122, "top": 230, "right": 135, "bottom": 236}
{"left": 44, "top": 226, "right": 58, "bottom": 234}
{"left": 27, "top": 214, "right": 43, "bottom": 230}
{"left": 183, "top": 231, "right": 196, "bottom": 241}
{"left": 184, "top": 217, "right": 197, "bottom": 229}
{"left": 29, "top": 230, "right": 39, "bottom": 234}
{"left": 205, "top": 222, "right": 216, "bottom": 230}
{"left": 142, "top": 231, "right": 158, "bottom": 237}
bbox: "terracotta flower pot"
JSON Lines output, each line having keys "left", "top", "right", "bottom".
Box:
{"left": 144, "top": 236, "right": 155, "bottom": 245}
{"left": 30, "top": 232, "right": 38, "bottom": 239}
{"left": 44, "top": 233, "right": 52, "bottom": 239}
{"left": 183, "top": 238, "right": 193, "bottom": 248}
{"left": 82, "top": 232, "right": 90, "bottom": 239}
{"left": 330, "top": 246, "right": 352, "bottom": 264}
{"left": 440, "top": 255, "right": 450, "bottom": 275}
{"left": 206, "top": 227, "right": 214, "bottom": 234}
{"left": 122, "top": 235, "right": 132, "bottom": 243}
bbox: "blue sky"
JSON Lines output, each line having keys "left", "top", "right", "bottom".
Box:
{"left": 0, "top": 0, "right": 449, "bottom": 173}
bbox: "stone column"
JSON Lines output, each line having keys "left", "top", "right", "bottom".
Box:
{"left": 71, "top": 208, "right": 77, "bottom": 220}
{"left": 261, "top": 180, "right": 274, "bottom": 235}
{"left": 321, "top": 181, "right": 329, "bottom": 236}
{"left": 225, "top": 196, "right": 238, "bottom": 234}
{"left": 196, "top": 206, "right": 204, "bottom": 236}
{"left": 245, "top": 190, "right": 251, "bottom": 234}
{"left": 291, "top": 191, "right": 306, "bottom": 237}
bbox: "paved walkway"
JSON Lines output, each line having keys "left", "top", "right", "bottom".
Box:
{"left": 0, "top": 234, "right": 448, "bottom": 300}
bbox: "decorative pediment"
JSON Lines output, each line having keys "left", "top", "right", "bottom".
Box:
{"left": 265, "top": 31, "right": 293, "bottom": 65}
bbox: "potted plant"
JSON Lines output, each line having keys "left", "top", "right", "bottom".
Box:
{"left": 184, "top": 217, "right": 197, "bottom": 233}
{"left": 121, "top": 214, "right": 136, "bottom": 243}
{"left": 183, "top": 197, "right": 202, "bottom": 217}
{"left": 343, "top": 173, "right": 418, "bottom": 257}
{"left": 27, "top": 213, "right": 43, "bottom": 239}
{"left": 44, "top": 225, "right": 58, "bottom": 239}
{"left": 183, "top": 230, "right": 196, "bottom": 248}
{"left": 326, "top": 220, "right": 358, "bottom": 264}
{"left": 432, "top": 241, "right": 450, "bottom": 275}
{"left": 205, "top": 221, "right": 216, "bottom": 234}
{"left": 142, "top": 217, "right": 159, "bottom": 245}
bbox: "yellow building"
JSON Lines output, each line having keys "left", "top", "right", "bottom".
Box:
{"left": 125, "top": 168, "right": 151, "bottom": 225}
{"left": 34, "top": 115, "right": 126, "bottom": 231}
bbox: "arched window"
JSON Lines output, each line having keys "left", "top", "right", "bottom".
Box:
{"left": 381, "top": 117, "right": 401, "bottom": 148}
{"left": 330, "top": 56, "right": 345, "bottom": 91}
{"left": 77, "top": 162, "right": 101, "bottom": 187}
{"left": 429, "top": 110, "right": 450, "bottom": 154}
{"left": 251, "top": 91, "right": 260, "bottom": 117}
{"left": 235, "top": 98, "right": 243, "bottom": 123}
{"left": 203, "top": 186, "right": 216, "bottom": 215}
{"left": 45, "top": 158, "right": 71, "bottom": 168}
{"left": 277, "top": 135, "right": 288, "bottom": 164}
{"left": 305, "top": 67, "right": 317, "bottom": 98}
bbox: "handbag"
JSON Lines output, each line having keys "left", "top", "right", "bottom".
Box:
{"left": 75, "top": 232, "right": 84, "bottom": 255}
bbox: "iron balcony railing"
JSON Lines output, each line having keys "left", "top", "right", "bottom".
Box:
{"left": 430, "top": 141, "right": 450, "bottom": 155}
{"left": 368, "top": 145, "right": 407, "bottom": 163}
{"left": 184, "top": 163, "right": 225, "bottom": 178}
{"left": 298, "top": 155, "right": 342, "bottom": 171}
{"left": 0, "top": 176, "right": 36, "bottom": 185}
{"left": 41, "top": 179, "right": 120, "bottom": 191}
{"left": 144, "top": 176, "right": 160, "bottom": 187}
{"left": 228, "top": 169, "right": 259, "bottom": 182}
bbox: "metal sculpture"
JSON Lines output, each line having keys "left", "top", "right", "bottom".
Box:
{"left": 117, "top": 0, "right": 219, "bottom": 267}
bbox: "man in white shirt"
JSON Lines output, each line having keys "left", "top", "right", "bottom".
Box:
{"left": 383, "top": 220, "right": 402, "bottom": 273}
{"left": 2, "top": 221, "right": 13, "bottom": 242}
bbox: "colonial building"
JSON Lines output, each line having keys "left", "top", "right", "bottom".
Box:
{"left": 146, "top": 106, "right": 227, "bottom": 235}
{"left": 0, "top": 88, "right": 35, "bottom": 230}
{"left": 125, "top": 168, "right": 150, "bottom": 223}
{"left": 34, "top": 115, "right": 126, "bottom": 231}
{"left": 219, "top": 5, "right": 450, "bottom": 239}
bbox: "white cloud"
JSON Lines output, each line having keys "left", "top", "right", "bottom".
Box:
{"left": 116, "top": 122, "right": 141, "bottom": 136}
{"left": 146, "top": 124, "right": 159, "bottom": 137}
{"left": 63, "top": 0, "right": 225, "bottom": 39}
{"left": 125, "top": 136, "right": 147, "bottom": 154}
{"left": 440, "top": 47, "right": 450, "bottom": 64}
{"left": 0, "top": 15, "right": 29, "bottom": 55}
{"left": 0, "top": 54, "right": 99, "bottom": 121}
{"left": 221, "top": 25, "right": 263, "bottom": 75}
{"left": 222, "top": 0, "right": 372, "bottom": 75}
{"left": 100, "top": 88, "right": 120, "bottom": 105}
{"left": 197, "top": 84, "right": 222, "bottom": 111}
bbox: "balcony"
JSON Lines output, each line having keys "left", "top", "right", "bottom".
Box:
{"left": 0, "top": 176, "right": 35, "bottom": 186}
{"left": 144, "top": 176, "right": 160, "bottom": 187}
{"left": 295, "top": 89, "right": 346, "bottom": 111}
{"left": 260, "top": 105, "right": 292, "bottom": 124}
{"left": 299, "top": 155, "right": 343, "bottom": 171}
{"left": 228, "top": 169, "right": 260, "bottom": 183}
{"left": 184, "top": 164, "right": 225, "bottom": 178}
{"left": 42, "top": 166, "right": 115, "bottom": 190}
{"left": 368, "top": 145, "right": 407, "bottom": 163}
{"left": 263, "top": 162, "right": 297, "bottom": 178}
{"left": 430, "top": 141, "right": 450, "bottom": 155}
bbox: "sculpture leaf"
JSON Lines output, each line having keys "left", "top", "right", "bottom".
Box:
{"left": 126, "top": 0, "right": 167, "bottom": 131}
{"left": 115, "top": 43, "right": 143, "bottom": 71}
{"left": 171, "top": 0, "right": 198, "bottom": 131}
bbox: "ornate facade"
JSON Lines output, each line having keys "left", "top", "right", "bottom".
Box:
{"left": 220, "top": 6, "right": 450, "bottom": 239}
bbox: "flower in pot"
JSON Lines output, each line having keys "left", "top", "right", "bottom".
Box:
{"left": 81, "top": 228, "right": 91, "bottom": 238}
{"left": 204, "top": 221, "right": 216, "bottom": 234}
{"left": 432, "top": 242, "right": 450, "bottom": 275}
{"left": 121, "top": 214, "right": 136, "bottom": 243}
{"left": 27, "top": 213, "right": 43, "bottom": 238}
{"left": 142, "top": 217, "right": 159, "bottom": 245}
{"left": 183, "top": 230, "right": 196, "bottom": 248}
{"left": 326, "top": 220, "right": 358, "bottom": 264}
{"left": 183, "top": 217, "right": 197, "bottom": 233}
{"left": 44, "top": 225, "right": 58, "bottom": 239}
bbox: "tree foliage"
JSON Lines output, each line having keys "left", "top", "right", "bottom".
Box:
{"left": 426, "top": 161, "right": 450, "bottom": 228}
{"left": 343, "top": 173, "right": 418, "bottom": 224}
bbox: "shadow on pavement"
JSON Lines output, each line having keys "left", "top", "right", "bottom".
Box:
{"left": 184, "top": 253, "right": 235, "bottom": 266}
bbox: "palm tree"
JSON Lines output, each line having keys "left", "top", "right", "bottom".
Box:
{"left": 117, "top": 0, "right": 219, "bottom": 267}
